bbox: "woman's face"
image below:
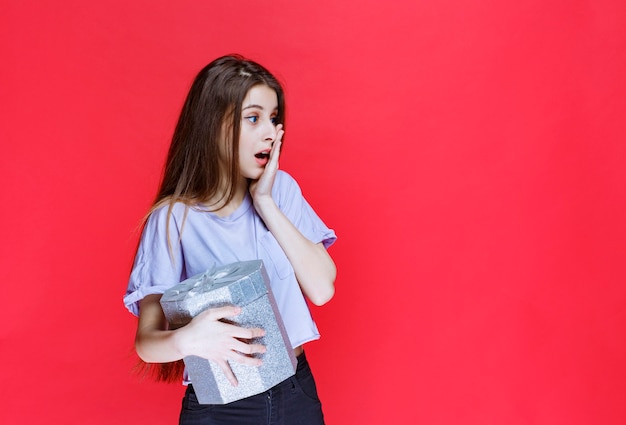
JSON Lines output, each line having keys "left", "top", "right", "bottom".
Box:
{"left": 238, "top": 85, "right": 279, "bottom": 180}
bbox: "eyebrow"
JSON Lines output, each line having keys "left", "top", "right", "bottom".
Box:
{"left": 242, "top": 104, "right": 278, "bottom": 111}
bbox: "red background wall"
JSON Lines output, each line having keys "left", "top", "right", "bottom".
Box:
{"left": 2, "top": 1, "right": 625, "bottom": 424}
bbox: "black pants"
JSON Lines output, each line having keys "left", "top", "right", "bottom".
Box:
{"left": 179, "top": 351, "right": 325, "bottom": 425}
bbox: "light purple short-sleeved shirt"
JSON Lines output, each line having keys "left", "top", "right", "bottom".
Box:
{"left": 124, "top": 170, "right": 336, "bottom": 349}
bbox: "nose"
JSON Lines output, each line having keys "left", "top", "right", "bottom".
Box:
{"left": 263, "top": 118, "right": 277, "bottom": 142}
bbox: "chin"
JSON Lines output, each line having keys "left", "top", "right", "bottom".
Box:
{"left": 243, "top": 170, "right": 263, "bottom": 180}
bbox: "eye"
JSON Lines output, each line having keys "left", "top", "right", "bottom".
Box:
{"left": 270, "top": 116, "right": 278, "bottom": 125}
{"left": 245, "top": 116, "right": 258, "bottom": 123}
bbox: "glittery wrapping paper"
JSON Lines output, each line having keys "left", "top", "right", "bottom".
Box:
{"left": 160, "top": 260, "right": 297, "bottom": 404}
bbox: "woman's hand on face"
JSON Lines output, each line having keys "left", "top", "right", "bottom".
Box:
{"left": 177, "top": 305, "right": 266, "bottom": 386}
{"left": 249, "top": 125, "right": 284, "bottom": 204}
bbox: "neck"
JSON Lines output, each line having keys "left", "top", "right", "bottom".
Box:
{"left": 208, "top": 177, "right": 248, "bottom": 217}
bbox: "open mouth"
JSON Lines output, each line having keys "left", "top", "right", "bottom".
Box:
{"left": 255, "top": 151, "right": 270, "bottom": 159}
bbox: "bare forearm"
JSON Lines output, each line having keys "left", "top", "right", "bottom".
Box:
{"left": 135, "top": 295, "right": 186, "bottom": 363}
{"left": 135, "top": 294, "right": 266, "bottom": 384}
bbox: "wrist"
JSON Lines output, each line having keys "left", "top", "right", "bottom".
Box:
{"left": 172, "top": 327, "right": 190, "bottom": 358}
{"left": 253, "top": 196, "right": 277, "bottom": 218}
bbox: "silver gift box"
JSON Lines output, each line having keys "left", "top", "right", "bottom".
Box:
{"left": 160, "top": 260, "right": 297, "bottom": 404}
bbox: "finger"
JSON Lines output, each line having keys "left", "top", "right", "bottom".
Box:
{"left": 200, "top": 305, "right": 242, "bottom": 321}
{"left": 231, "top": 339, "right": 266, "bottom": 355}
{"left": 275, "top": 125, "right": 284, "bottom": 144}
{"left": 275, "top": 123, "right": 284, "bottom": 139}
{"left": 227, "top": 325, "right": 266, "bottom": 340}
{"left": 271, "top": 124, "right": 283, "bottom": 154}
{"left": 217, "top": 359, "right": 239, "bottom": 387}
{"left": 268, "top": 138, "right": 282, "bottom": 166}
{"left": 227, "top": 350, "right": 264, "bottom": 367}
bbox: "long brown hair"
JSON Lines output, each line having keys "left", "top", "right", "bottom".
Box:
{"left": 157, "top": 54, "right": 285, "bottom": 210}
{"left": 139, "top": 55, "right": 286, "bottom": 382}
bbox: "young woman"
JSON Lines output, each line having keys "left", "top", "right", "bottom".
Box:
{"left": 123, "top": 55, "right": 337, "bottom": 424}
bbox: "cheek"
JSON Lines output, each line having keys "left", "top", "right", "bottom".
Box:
{"left": 237, "top": 149, "right": 246, "bottom": 166}
{"left": 238, "top": 133, "right": 254, "bottom": 154}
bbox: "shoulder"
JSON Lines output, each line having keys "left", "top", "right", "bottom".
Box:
{"left": 151, "top": 201, "right": 187, "bottom": 218}
{"left": 145, "top": 201, "right": 189, "bottom": 230}
{"left": 274, "top": 170, "right": 302, "bottom": 194}
{"left": 273, "top": 170, "right": 310, "bottom": 213}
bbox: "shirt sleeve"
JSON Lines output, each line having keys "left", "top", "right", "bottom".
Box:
{"left": 274, "top": 171, "right": 337, "bottom": 249}
{"left": 123, "top": 204, "right": 185, "bottom": 316}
